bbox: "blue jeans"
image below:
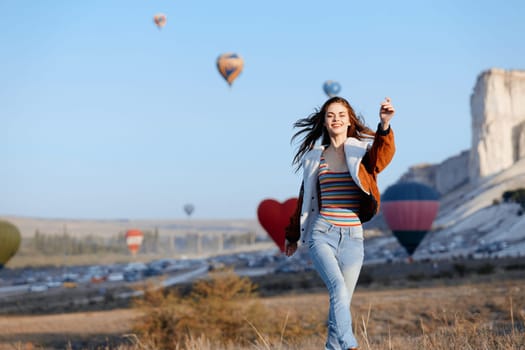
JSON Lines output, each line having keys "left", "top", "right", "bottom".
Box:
{"left": 308, "top": 217, "right": 364, "bottom": 350}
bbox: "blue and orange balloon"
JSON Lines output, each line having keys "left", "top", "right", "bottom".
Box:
{"left": 381, "top": 182, "right": 440, "bottom": 257}
{"left": 323, "top": 80, "right": 342, "bottom": 97}
{"left": 216, "top": 53, "right": 244, "bottom": 86}
{"left": 153, "top": 13, "right": 167, "bottom": 29}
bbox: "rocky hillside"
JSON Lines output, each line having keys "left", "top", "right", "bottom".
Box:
{"left": 419, "top": 157, "right": 525, "bottom": 259}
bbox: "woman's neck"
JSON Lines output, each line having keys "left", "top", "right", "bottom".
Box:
{"left": 328, "top": 136, "right": 346, "bottom": 152}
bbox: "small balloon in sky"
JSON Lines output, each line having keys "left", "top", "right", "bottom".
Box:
{"left": 183, "top": 203, "right": 195, "bottom": 217}
{"left": 323, "top": 80, "right": 342, "bottom": 97}
{"left": 216, "top": 53, "right": 244, "bottom": 86}
{"left": 153, "top": 13, "right": 167, "bottom": 29}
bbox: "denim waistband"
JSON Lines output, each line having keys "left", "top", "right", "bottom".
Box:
{"left": 312, "top": 216, "right": 363, "bottom": 239}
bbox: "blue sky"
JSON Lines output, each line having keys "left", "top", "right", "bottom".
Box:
{"left": 2, "top": 0, "right": 524, "bottom": 220}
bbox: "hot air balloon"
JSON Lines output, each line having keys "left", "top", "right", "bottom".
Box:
{"left": 125, "top": 229, "right": 144, "bottom": 256}
{"left": 183, "top": 203, "right": 195, "bottom": 217}
{"left": 381, "top": 182, "right": 440, "bottom": 258}
{"left": 257, "top": 198, "right": 298, "bottom": 252}
{"left": 0, "top": 220, "right": 21, "bottom": 269}
{"left": 323, "top": 80, "right": 342, "bottom": 97}
{"left": 153, "top": 13, "right": 167, "bottom": 29}
{"left": 216, "top": 53, "right": 244, "bottom": 86}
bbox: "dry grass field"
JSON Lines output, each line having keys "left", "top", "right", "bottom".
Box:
{"left": 0, "top": 276, "right": 523, "bottom": 350}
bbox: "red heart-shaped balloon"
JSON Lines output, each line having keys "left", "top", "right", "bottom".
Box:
{"left": 257, "top": 198, "right": 298, "bottom": 252}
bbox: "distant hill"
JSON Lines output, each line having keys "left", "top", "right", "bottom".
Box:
{"left": 0, "top": 216, "right": 262, "bottom": 238}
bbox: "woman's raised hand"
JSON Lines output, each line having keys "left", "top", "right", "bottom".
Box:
{"left": 379, "top": 97, "right": 395, "bottom": 130}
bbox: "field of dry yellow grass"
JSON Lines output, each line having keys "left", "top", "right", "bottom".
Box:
{"left": 0, "top": 276, "right": 523, "bottom": 350}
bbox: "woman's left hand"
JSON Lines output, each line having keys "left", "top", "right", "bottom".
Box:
{"left": 285, "top": 240, "right": 298, "bottom": 257}
{"left": 379, "top": 97, "right": 395, "bottom": 130}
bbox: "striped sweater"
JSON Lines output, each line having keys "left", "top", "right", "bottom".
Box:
{"left": 318, "top": 156, "right": 361, "bottom": 226}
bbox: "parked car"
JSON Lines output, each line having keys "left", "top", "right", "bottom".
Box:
{"left": 107, "top": 272, "right": 125, "bottom": 282}
{"left": 124, "top": 270, "right": 141, "bottom": 282}
{"left": 62, "top": 277, "right": 77, "bottom": 288}
{"left": 28, "top": 284, "right": 48, "bottom": 293}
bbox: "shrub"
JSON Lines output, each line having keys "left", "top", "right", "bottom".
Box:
{"left": 407, "top": 273, "right": 425, "bottom": 281}
{"left": 132, "top": 269, "right": 278, "bottom": 349}
{"left": 476, "top": 263, "right": 495, "bottom": 275}
{"left": 453, "top": 263, "right": 467, "bottom": 277}
{"left": 502, "top": 188, "right": 525, "bottom": 210}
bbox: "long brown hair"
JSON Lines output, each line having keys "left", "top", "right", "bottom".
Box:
{"left": 291, "top": 96, "right": 374, "bottom": 170}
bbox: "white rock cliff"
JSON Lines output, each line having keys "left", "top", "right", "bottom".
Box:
{"left": 469, "top": 68, "right": 525, "bottom": 181}
{"left": 400, "top": 68, "right": 525, "bottom": 194}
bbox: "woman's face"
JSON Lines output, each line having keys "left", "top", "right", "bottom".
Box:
{"left": 324, "top": 102, "right": 350, "bottom": 137}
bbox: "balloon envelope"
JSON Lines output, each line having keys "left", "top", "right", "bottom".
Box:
{"left": 381, "top": 182, "right": 440, "bottom": 256}
{"left": 323, "top": 80, "right": 342, "bottom": 97}
{"left": 257, "top": 198, "right": 298, "bottom": 252}
{"left": 125, "top": 229, "right": 144, "bottom": 255}
{"left": 0, "top": 220, "right": 21, "bottom": 269}
{"left": 153, "top": 13, "right": 167, "bottom": 29}
{"left": 216, "top": 53, "right": 244, "bottom": 86}
{"left": 183, "top": 203, "right": 195, "bottom": 217}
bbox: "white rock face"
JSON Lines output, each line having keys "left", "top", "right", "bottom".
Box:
{"left": 435, "top": 150, "right": 470, "bottom": 194}
{"left": 398, "top": 150, "right": 469, "bottom": 195}
{"left": 397, "top": 163, "right": 436, "bottom": 189}
{"left": 469, "top": 68, "right": 525, "bottom": 181}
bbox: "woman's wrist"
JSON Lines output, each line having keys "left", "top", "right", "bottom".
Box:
{"left": 377, "top": 122, "right": 391, "bottom": 135}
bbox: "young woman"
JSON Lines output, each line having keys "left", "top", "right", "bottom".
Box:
{"left": 285, "top": 96, "right": 396, "bottom": 350}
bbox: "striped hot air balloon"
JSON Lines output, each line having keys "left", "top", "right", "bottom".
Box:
{"left": 381, "top": 182, "right": 440, "bottom": 257}
{"left": 125, "top": 229, "right": 144, "bottom": 256}
{"left": 0, "top": 220, "right": 21, "bottom": 269}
